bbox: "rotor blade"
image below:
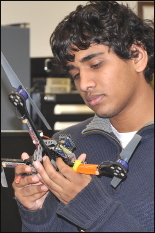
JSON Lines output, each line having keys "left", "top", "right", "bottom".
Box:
{"left": 1, "top": 52, "right": 23, "bottom": 88}
{"left": 119, "top": 134, "right": 141, "bottom": 163}
{"left": 1, "top": 167, "right": 8, "bottom": 188}
{"left": 28, "top": 95, "right": 52, "bottom": 130}
{"left": 110, "top": 133, "right": 142, "bottom": 188}
{"left": 1, "top": 52, "right": 52, "bottom": 130}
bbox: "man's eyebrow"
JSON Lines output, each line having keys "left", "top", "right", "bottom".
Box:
{"left": 80, "top": 52, "right": 104, "bottom": 63}
{"left": 66, "top": 52, "right": 104, "bottom": 71}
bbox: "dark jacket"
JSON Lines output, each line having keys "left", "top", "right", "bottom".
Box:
{"left": 17, "top": 115, "right": 154, "bottom": 232}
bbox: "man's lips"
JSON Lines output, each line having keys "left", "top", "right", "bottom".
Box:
{"left": 85, "top": 94, "right": 105, "bottom": 106}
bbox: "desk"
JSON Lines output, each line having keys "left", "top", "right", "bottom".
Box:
{"left": 1, "top": 131, "right": 36, "bottom": 232}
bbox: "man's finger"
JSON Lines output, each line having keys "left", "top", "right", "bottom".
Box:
{"left": 21, "top": 152, "right": 30, "bottom": 160}
{"left": 77, "top": 153, "right": 87, "bottom": 161}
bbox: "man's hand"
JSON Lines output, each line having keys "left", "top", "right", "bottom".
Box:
{"left": 33, "top": 153, "right": 91, "bottom": 204}
{"left": 12, "top": 152, "right": 49, "bottom": 210}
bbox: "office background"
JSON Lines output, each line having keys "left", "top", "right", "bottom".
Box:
{"left": 1, "top": 1, "right": 139, "bottom": 58}
{"left": 1, "top": 1, "right": 154, "bottom": 232}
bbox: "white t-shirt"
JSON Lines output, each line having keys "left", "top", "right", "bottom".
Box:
{"left": 111, "top": 124, "right": 137, "bottom": 149}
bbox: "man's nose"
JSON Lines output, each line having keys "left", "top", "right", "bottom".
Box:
{"left": 79, "top": 69, "right": 96, "bottom": 92}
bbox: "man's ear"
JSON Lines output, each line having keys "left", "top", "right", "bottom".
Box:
{"left": 130, "top": 44, "right": 148, "bottom": 73}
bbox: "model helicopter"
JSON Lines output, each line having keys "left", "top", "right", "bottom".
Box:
{"left": 1, "top": 52, "right": 142, "bottom": 188}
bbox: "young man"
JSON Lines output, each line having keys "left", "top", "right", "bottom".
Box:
{"left": 13, "top": 1, "right": 154, "bottom": 232}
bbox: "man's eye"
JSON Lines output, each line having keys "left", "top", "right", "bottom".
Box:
{"left": 91, "top": 62, "right": 103, "bottom": 68}
{"left": 72, "top": 73, "right": 80, "bottom": 81}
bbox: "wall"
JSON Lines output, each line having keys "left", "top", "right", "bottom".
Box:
{"left": 1, "top": 1, "right": 138, "bottom": 58}
{"left": 1, "top": 26, "right": 30, "bottom": 130}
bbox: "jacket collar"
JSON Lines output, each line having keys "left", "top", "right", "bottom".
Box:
{"left": 82, "top": 115, "right": 112, "bottom": 134}
{"left": 82, "top": 114, "right": 154, "bottom": 134}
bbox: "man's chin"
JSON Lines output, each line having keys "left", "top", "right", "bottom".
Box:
{"left": 96, "top": 112, "right": 117, "bottom": 119}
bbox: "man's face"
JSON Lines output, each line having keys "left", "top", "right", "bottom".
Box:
{"left": 67, "top": 44, "right": 140, "bottom": 119}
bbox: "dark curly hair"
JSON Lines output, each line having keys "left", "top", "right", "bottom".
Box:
{"left": 50, "top": 1, "right": 154, "bottom": 83}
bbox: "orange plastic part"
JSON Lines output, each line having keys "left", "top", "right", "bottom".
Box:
{"left": 76, "top": 164, "right": 99, "bottom": 175}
